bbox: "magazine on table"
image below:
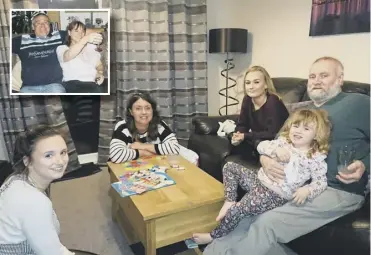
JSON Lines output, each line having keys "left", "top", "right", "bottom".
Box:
{"left": 111, "top": 166, "right": 176, "bottom": 197}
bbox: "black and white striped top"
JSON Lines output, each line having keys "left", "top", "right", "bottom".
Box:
{"left": 109, "top": 120, "right": 180, "bottom": 163}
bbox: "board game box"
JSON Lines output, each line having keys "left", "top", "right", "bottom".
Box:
{"left": 111, "top": 166, "right": 176, "bottom": 197}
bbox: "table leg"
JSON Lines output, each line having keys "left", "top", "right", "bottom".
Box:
{"left": 145, "top": 220, "right": 156, "bottom": 255}
{"left": 111, "top": 199, "right": 119, "bottom": 223}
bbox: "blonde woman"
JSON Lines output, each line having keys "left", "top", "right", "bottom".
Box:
{"left": 193, "top": 109, "right": 331, "bottom": 244}
{"left": 231, "top": 66, "right": 289, "bottom": 159}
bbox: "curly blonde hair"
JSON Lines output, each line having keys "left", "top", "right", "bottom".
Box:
{"left": 279, "top": 108, "right": 331, "bottom": 158}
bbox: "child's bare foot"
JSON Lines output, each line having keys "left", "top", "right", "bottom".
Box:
{"left": 192, "top": 233, "right": 213, "bottom": 245}
{"left": 216, "top": 201, "right": 235, "bottom": 221}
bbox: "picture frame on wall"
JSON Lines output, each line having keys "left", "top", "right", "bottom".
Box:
{"left": 310, "top": 0, "right": 370, "bottom": 36}
{"left": 60, "top": 9, "right": 108, "bottom": 29}
{"left": 60, "top": 11, "right": 91, "bottom": 30}
{"left": 92, "top": 12, "right": 108, "bottom": 28}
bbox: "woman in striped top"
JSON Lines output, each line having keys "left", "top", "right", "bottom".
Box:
{"left": 109, "top": 93, "right": 181, "bottom": 163}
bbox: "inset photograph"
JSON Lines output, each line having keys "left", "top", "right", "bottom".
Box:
{"left": 10, "top": 9, "right": 110, "bottom": 95}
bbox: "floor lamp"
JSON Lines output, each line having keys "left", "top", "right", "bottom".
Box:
{"left": 209, "top": 28, "right": 248, "bottom": 116}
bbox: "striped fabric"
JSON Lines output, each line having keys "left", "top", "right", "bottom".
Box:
{"left": 18, "top": 31, "right": 64, "bottom": 50}
{"left": 0, "top": 1, "right": 80, "bottom": 173}
{"left": 109, "top": 119, "right": 180, "bottom": 163}
{"left": 98, "top": 0, "right": 208, "bottom": 165}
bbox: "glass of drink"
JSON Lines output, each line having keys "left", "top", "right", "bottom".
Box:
{"left": 337, "top": 145, "right": 355, "bottom": 174}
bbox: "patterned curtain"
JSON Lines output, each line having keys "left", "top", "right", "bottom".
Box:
{"left": 98, "top": 0, "right": 208, "bottom": 165}
{"left": 0, "top": 0, "right": 80, "bottom": 173}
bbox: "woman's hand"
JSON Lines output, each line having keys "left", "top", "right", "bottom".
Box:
{"left": 95, "top": 73, "right": 104, "bottom": 85}
{"left": 232, "top": 131, "right": 244, "bottom": 142}
{"left": 138, "top": 149, "right": 155, "bottom": 157}
{"left": 85, "top": 32, "right": 103, "bottom": 45}
{"left": 275, "top": 147, "right": 291, "bottom": 163}
{"left": 130, "top": 142, "right": 157, "bottom": 155}
{"left": 292, "top": 187, "right": 310, "bottom": 205}
{"left": 129, "top": 142, "right": 145, "bottom": 150}
{"left": 260, "top": 155, "right": 285, "bottom": 182}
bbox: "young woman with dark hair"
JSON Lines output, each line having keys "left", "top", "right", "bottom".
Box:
{"left": 109, "top": 93, "right": 180, "bottom": 162}
{"left": 109, "top": 93, "right": 198, "bottom": 164}
{"left": 0, "top": 125, "right": 74, "bottom": 255}
{"left": 56, "top": 20, "right": 104, "bottom": 93}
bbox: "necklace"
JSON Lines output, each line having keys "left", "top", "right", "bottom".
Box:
{"left": 27, "top": 176, "right": 46, "bottom": 194}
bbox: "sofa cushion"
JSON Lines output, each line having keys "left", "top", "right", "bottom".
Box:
{"left": 192, "top": 115, "right": 239, "bottom": 135}
{"left": 12, "top": 61, "right": 22, "bottom": 92}
{"left": 272, "top": 78, "right": 307, "bottom": 103}
{"left": 288, "top": 195, "right": 370, "bottom": 255}
{"left": 284, "top": 101, "right": 314, "bottom": 114}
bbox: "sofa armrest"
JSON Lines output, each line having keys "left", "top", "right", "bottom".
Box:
{"left": 192, "top": 115, "right": 239, "bottom": 135}
{"left": 188, "top": 133, "right": 232, "bottom": 159}
{"left": 188, "top": 133, "right": 233, "bottom": 180}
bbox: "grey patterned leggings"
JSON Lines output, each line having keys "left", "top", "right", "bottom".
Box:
{"left": 210, "top": 162, "right": 288, "bottom": 239}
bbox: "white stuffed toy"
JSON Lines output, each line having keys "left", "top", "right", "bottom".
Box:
{"left": 217, "top": 119, "right": 236, "bottom": 137}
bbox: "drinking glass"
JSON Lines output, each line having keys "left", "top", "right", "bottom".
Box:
{"left": 337, "top": 145, "right": 356, "bottom": 174}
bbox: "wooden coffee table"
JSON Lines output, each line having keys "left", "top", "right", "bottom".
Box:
{"left": 108, "top": 155, "right": 224, "bottom": 255}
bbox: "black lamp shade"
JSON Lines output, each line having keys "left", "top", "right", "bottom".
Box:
{"left": 209, "top": 28, "right": 248, "bottom": 54}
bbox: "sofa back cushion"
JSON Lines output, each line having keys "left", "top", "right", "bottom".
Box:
{"left": 271, "top": 78, "right": 307, "bottom": 104}
{"left": 284, "top": 101, "right": 314, "bottom": 114}
{"left": 193, "top": 115, "right": 239, "bottom": 135}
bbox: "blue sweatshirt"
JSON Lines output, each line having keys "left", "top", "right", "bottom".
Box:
{"left": 316, "top": 92, "right": 370, "bottom": 196}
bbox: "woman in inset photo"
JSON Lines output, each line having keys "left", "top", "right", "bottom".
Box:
{"left": 56, "top": 20, "right": 104, "bottom": 93}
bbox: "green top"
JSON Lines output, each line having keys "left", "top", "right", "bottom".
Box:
{"left": 314, "top": 92, "right": 370, "bottom": 196}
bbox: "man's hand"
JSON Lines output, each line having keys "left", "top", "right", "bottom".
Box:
{"left": 275, "top": 147, "right": 291, "bottom": 163}
{"left": 336, "top": 160, "right": 366, "bottom": 184}
{"left": 292, "top": 187, "right": 310, "bottom": 205}
{"left": 260, "top": 155, "right": 285, "bottom": 182}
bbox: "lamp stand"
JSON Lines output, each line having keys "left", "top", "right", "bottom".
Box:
{"left": 219, "top": 52, "right": 239, "bottom": 116}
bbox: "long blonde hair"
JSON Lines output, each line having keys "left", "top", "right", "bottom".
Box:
{"left": 243, "top": 66, "right": 277, "bottom": 96}
{"left": 279, "top": 109, "right": 331, "bottom": 158}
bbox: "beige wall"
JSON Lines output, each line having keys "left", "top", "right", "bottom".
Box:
{"left": 207, "top": 0, "right": 370, "bottom": 115}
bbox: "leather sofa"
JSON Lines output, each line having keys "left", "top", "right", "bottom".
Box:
{"left": 188, "top": 77, "right": 370, "bottom": 255}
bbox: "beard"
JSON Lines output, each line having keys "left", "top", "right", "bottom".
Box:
{"left": 308, "top": 86, "right": 341, "bottom": 105}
